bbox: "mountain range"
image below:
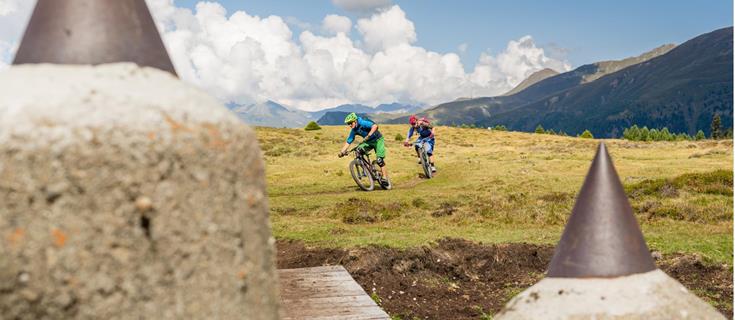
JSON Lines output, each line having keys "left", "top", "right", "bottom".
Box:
{"left": 388, "top": 28, "right": 731, "bottom": 137}
{"left": 229, "top": 101, "right": 423, "bottom": 128}
{"left": 231, "top": 27, "right": 732, "bottom": 137}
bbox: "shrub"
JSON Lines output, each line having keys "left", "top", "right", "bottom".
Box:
{"left": 640, "top": 127, "right": 651, "bottom": 141}
{"left": 492, "top": 125, "right": 508, "bottom": 131}
{"left": 622, "top": 124, "right": 697, "bottom": 141}
{"left": 395, "top": 133, "right": 404, "bottom": 141}
{"left": 695, "top": 130, "right": 705, "bottom": 140}
{"left": 623, "top": 125, "right": 640, "bottom": 140}
{"left": 535, "top": 124, "right": 545, "bottom": 134}
{"left": 649, "top": 128, "right": 660, "bottom": 141}
{"left": 304, "top": 121, "right": 321, "bottom": 131}
{"left": 660, "top": 127, "right": 673, "bottom": 141}
{"left": 579, "top": 130, "right": 594, "bottom": 139}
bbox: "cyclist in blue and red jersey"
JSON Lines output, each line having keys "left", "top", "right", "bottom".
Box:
{"left": 403, "top": 116, "right": 436, "bottom": 173}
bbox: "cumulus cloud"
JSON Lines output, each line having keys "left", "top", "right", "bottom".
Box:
{"left": 331, "top": 0, "right": 392, "bottom": 13}
{"left": 356, "top": 5, "right": 416, "bottom": 52}
{"left": 0, "top": 1, "right": 571, "bottom": 110}
{"left": 469, "top": 36, "right": 571, "bottom": 96}
{"left": 322, "top": 14, "right": 352, "bottom": 35}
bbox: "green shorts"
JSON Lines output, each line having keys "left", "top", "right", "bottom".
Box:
{"left": 358, "top": 136, "right": 386, "bottom": 159}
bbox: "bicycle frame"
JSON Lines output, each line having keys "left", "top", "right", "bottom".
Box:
{"left": 412, "top": 139, "right": 432, "bottom": 179}
{"left": 349, "top": 145, "right": 373, "bottom": 177}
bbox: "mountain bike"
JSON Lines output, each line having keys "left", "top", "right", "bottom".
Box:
{"left": 342, "top": 144, "right": 391, "bottom": 191}
{"left": 413, "top": 140, "right": 433, "bottom": 179}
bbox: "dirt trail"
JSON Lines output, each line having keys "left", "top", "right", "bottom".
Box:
{"left": 270, "top": 174, "right": 429, "bottom": 197}
{"left": 277, "top": 239, "right": 733, "bottom": 320}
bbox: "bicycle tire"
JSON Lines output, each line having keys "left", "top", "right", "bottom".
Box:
{"left": 420, "top": 143, "right": 432, "bottom": 179}
{"left": 349, "top": 158, "right": 374, "bottom": 191}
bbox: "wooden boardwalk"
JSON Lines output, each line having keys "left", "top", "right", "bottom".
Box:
{"left": 278, "top": 265, "right": 390, "bottom": 320}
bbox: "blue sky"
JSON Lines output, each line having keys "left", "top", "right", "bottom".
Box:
{"left": 1, "top": 0, "right": 730, "bottom": 109}
{"left": 175, "top": 0, "right": 733, "bottom": 69}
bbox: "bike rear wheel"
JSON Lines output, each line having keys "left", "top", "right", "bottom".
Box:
{"left": 420, "top": 144, "right": 432, "bottom": 179}
{"left": 350, "top": 159, "right": 374, "bottom": 191}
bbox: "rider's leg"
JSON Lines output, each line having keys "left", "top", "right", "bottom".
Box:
{"left": 426, "top": 141, "right": 436, "bottom": 172}
{"left": 375, "top": 137, "right": 388, "bottom": 178}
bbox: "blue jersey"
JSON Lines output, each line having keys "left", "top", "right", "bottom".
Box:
{"left": 407, "top": 124, "right": 434, "bottom": 140}
{"left": 347, "top": 117, "right": 382, "bottom": 143}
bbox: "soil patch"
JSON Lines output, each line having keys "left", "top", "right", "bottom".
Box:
{"left": 276, "top": 239, "right": 733, "bottom": 319}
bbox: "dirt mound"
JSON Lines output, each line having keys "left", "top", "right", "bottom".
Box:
{"left": 276, "top": 239, "right": 732, "bottom": 319}
{"left": 278, "top": 239, "right": 553, "bottom": 319}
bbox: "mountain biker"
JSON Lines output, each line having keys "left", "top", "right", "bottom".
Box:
{"left": 404, "top": 116, "right": 436, "bottom": 172}
{"left": 338, "top": 113, "right": 390, "bottom": 186}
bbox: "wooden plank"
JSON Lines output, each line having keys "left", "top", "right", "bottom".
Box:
{"left": 278, "top": 266, "right": 390, "bottom": 320}
{"left": 282, "top": 295, "right": 378, "bottom": 308}
{"left": 278, "top": 265, "right": 344, "bottom": 275}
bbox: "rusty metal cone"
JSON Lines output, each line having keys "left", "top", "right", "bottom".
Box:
{"left": 547, "top": 142, "right": 656, "bottom": 278}
{"left": 13, "top": 0, "right": 177, "bottom": 75}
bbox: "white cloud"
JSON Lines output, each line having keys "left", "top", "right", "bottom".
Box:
{"left": 0, "top": 0, "right": 22, "bottom": 16}
{"left": 469, "top": 36, "right": 571, "bottom": 95}
{"left": 322, "top": 14, "right": 351, "bottom": 35}
{"left": 356, "top": 6, "right": 416, "bottom": 52}
{"left": 331, "top": 0, "right": 392, "bottom": 12}
{"left": 0, "top": 1, "right": 571, "bottom": 110}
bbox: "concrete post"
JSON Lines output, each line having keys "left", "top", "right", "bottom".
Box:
{"left": 0, "top": 1, "right": 279, "bottom": 319}
{"left": 496, "top": 143, "right": 724, "bottom": 319}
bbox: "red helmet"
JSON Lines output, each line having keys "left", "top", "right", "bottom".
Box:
{"left": 420, "top": 117, "right": 430, "bottom": 125}
{"left": 409, "top": 115, "right": 417, "bottom": 125}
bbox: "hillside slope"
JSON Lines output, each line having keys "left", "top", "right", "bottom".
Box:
{"left": 504, "top": 68, "right": 559, "bottom": 96}
{"left": 394, "top": 43, "right": 677, "bottom": 127}
{"left": 488, "top": 27, "right": 732, "bottom": 137}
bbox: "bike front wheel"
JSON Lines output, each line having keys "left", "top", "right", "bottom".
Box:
{"left": 420, "top": 144, "right": 432, "bottom": 179}
{"left": 349, "top": 159, "right": 374, "bottom": 191}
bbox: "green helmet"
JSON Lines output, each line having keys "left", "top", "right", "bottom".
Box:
{"left": 344, "top": 112, "right": 358, "bottom": 124}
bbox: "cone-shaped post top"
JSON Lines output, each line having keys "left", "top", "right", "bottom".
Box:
{"left": 13, "top": 0, "right": 177, "bottom": 76}
{"left": 547, "top": 143, "right": 656, "bottom": 278}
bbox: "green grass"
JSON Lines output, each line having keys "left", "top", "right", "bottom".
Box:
{"left": 258, "top": 125, "right": 734, "bottom": 264}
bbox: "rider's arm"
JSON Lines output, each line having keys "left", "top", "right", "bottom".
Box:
{"left": 430, "top": 127, "right": 436, "bottom": 139}
{"left": 340, "top": 142, "right": 350, "bottom": 154}
{"left": 405, "top": 126, "right": 414, "bottom": 142}
{"left": 366, "top": 123, "right": 378, "bottom": 140}
{"left": 341, "top": 129, "right": 356, "bottom": 154}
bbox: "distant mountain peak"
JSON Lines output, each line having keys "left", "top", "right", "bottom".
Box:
{"left": 583, "top": 43, "right": 677, "bottom": 83}
{"left": 504, "top": 68, "right": 560, "bottom": 96}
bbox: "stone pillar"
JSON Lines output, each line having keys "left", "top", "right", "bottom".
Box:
{"left": 496, "top": 143, "right": 724, "bottom": 319}
{"left": 0, "top": 1, "right": 279, "bottom": 319}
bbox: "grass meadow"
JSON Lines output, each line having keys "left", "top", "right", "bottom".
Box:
{"left": 257, "top": 125, "right": 733, "bottom": 264}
